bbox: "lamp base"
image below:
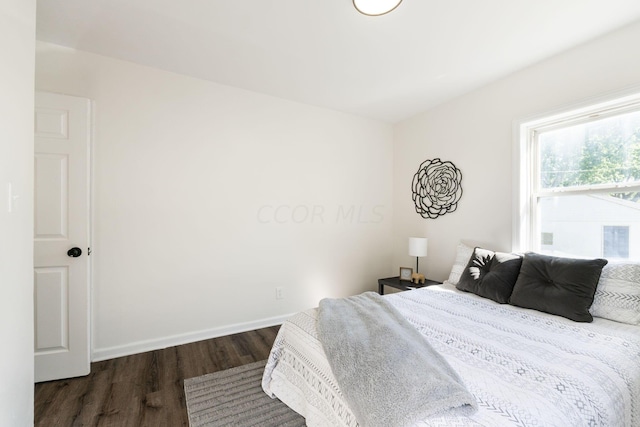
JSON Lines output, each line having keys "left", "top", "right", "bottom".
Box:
{"left": 415, "top": 257, "right": 427, "bottom": 277}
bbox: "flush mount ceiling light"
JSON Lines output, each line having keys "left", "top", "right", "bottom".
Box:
{"left": 353, "top": 0, "right": 403, "bottom": 16}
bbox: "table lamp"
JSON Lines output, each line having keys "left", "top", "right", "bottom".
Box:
{"left": 409, "top": 237, "right": 428, "bottom": 274}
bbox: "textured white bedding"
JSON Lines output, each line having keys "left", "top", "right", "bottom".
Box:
{"left": 262, "top": 283, "right": 640, "bottom": 427}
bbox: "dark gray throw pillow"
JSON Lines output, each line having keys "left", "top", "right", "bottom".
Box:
{"left": 456, "top": 247, "right": 523, "bottom": 304}
{"left": 509, "top": 252, "right": 608, "bottom": 322}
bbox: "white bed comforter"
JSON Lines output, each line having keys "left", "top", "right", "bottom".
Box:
{"left": 262, "top": 284, "right": 640, "bottom": 427}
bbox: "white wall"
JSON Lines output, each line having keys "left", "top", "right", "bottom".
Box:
{"left": 35, "top": 42, "right": 394, "bottom": 360}
{"left": 0, "top": 1, "right": 35, "bottom": 425}
{"left": 393, "top": 21, "right": 640, "bottom": 281}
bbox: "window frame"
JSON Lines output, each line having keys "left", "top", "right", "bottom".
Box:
{"left": 512, "top": 88, "right": 640, "bottom": 255}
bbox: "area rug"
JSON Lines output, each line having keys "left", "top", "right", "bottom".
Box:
{"left": 184, "top": 360, "right": 305, "bottom": 427}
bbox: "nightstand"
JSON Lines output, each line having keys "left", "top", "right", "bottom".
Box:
{"left": 378, "top": 276, "right": 442, "bottom": 295}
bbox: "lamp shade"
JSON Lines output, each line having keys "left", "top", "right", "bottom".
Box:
{"left": 353, "top": 0, "right": 403, "bottom": 16}
{"left": 408, "top": 237, "right": 428, "bottom": 257}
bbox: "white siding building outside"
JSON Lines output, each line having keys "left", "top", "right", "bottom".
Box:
{"left": 540, "top": 195, "right": 640, "bottom": 260}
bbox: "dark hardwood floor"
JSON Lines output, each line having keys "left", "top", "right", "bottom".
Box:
{"left": 34, "top": 326, "right": 280, "bottom": 427}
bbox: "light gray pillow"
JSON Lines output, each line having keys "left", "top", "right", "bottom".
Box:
{"left": 447, "top": 242, "right": 474, "bottom": 285}
{"left": 590, "top": 261, "right": 640, "bottom": 325}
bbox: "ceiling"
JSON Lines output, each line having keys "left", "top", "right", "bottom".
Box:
{"left": 36, "top": 0, "right": 640, "bottom": 123}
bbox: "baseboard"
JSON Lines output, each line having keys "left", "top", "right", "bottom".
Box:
{"left": 91, "top": 313, "right": 293, "bottom": 362}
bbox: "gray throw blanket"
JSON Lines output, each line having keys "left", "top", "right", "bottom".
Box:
{"left": 317, "top": 292, "right": 477, "bottom": 427}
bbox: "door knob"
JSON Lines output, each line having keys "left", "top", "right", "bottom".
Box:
{"left": 67, "top": 247, "right": 82, "bottom": 257}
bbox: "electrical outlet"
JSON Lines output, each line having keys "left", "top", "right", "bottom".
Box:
{"left": 275, "top": 287, "right": 284, "bottom": 300}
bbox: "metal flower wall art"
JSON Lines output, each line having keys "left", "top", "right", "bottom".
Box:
{"left": 411, "top": 158, "right": 463, "bottom": 219}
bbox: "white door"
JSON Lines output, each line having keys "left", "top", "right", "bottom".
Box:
{"left": 34, "top": 92, "right": 91, "bottom": 382}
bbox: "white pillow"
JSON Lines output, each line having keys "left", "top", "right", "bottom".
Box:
{"left": 447, "top": 242, "right": 474, "bottom": 285}
{"left": 590, "top": 261, "right": 640, "bottom": 325}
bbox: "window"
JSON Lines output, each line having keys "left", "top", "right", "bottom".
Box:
{"left": 603, "top": 225, "right": 629, "bottom": 258}
{"left": 514, "top": 90, "right": 640, "bottom": 261}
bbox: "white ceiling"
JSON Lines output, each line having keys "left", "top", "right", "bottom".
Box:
{"left": 36, "top": 0, "right": 640, "bottom": 123}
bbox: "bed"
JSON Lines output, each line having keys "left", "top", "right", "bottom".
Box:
{"left": 261, "top": 247, "right": 640, "bottom": 427}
